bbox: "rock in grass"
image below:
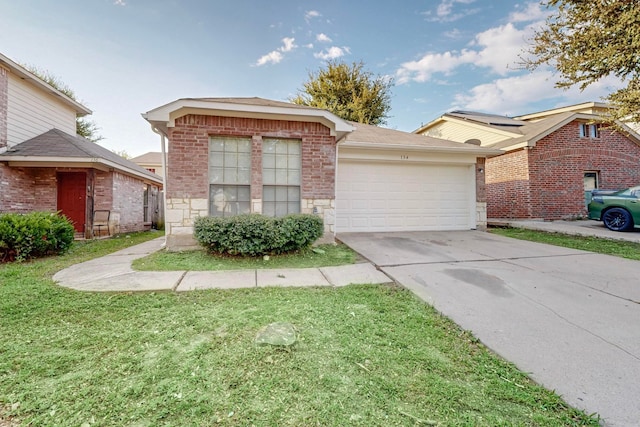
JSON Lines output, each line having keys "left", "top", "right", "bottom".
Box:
{"left": 255, "top": 322, "right": 297, "bottom": 347}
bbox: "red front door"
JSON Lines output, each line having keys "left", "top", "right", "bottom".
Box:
{"left": 57, "top": 172, "right": 87, "bottom": 232}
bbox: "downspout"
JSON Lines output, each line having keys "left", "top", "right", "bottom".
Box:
{"left": 152, "top": 127, "right": 168, "bottom": 247}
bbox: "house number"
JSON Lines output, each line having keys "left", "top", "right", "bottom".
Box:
{"left": 400, "top": 155, "right": 409, "bottom": 160}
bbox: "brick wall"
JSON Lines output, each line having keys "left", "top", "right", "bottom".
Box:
{"left": 486, "top": 121, "right": 640, "bottom": 220}
{"left": 0, "top": 165, "right": 36, "bottom": 212}
{"left": 528, "top": 122, "right": 640, "bottom": 219}
{"left": 0, "top": 65, "right": 7, "bottom": 149}
{"left": 165, "top": 114, "right": 336, "bottom": 250}
{"left": 486, "top": 149, "right": 532, "bottom": 218}
{"left": 111, "top": 172, "right": 146, "bottom": 233}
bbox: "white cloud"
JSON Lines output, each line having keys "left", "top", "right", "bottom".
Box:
{"left": 113, "top": 0, "right": 126, "bottom": 5}
{"left": 423, "top": 0, "right": 478, "bottom": 23}
{"left": 452, "top": 71, "right": 623, "bottom": 114}
{"left": 509, "top": 2, "right": 550, "bottom": 23}
{"left": 255, "top": 37, "right": 297, "bottom": 66}
{"left": 255, "top": 51, "right": 284, "bottom": 66}
{"left": 316, "top": 33, "right": 332, "bottom": 43}
{"left": 305, "top": 10, "right": 321, "bottom": 22}
{"left": 314, "top": 46, "right": 350, "bottom": 60}
{"left": 281, "top": 37, "right": 296, "bottom": 52}
{"left": 396, "top": 20, "right": 535, "bottom": 83}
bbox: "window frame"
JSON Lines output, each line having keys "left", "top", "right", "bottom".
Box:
{"left": 262, "top": 138, "right": 301, "bottom": 217}
{"left": 579, "top": 123, "right": 600, "bottom": 139}
{"left": 208, "top": 136, "right": 252, "bottom": 217}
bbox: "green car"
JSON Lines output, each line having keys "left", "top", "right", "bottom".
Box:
{"left": 588, "top": 185, "right": 640, "bottom": 231}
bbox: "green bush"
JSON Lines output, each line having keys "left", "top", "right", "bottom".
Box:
{"left": 194, "top": 213, "right": 324, "bottom": 256}
{"left": 0, "top": 211, "right": 75, "bottom": 262}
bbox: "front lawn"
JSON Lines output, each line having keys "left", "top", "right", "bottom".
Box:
{"left": 0, "top": 233, "right": 599, "bottom": 426}
{"left": 132, "top": 243, "right": 357, "bottom": 271}
{"left": 490, "top": 227, "right": 640, "bottom": 261}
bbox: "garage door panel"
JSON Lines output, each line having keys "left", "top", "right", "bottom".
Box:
{"left": 336, "top": 160, "right": 474, "bottom": 232}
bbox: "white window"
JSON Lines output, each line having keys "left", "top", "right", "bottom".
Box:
{"left": 579, "top": 123, "right": 600, "bottom": 138}
{"left": 209, "top": 137, "right": 252, "bottom": 217}
{"left": 262, "top": 138, "right": 301, "bottom": 217}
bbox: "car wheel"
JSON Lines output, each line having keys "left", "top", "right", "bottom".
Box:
{"left": 602, "top": 207, "right": 633, "bottom": 231}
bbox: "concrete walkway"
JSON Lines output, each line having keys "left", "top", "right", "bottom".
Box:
{"left": 53, "top": 238, "right": 391, "bottom": 292}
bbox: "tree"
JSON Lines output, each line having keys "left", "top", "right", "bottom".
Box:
{"left": 291, "top": 60, "right": 393, "bottom": 126}
{"left": 23, "top": 65, "right": 103, "bottom": 142}
{"left": 524, "top": 0, "right": 640, "bottom": 123}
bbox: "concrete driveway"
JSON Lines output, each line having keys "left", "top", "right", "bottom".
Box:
{"left": 338, "top": 231, "right": 640, "bottom": 427}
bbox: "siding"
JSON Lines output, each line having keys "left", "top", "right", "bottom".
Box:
{"left": 6, "top": 72, "right": 76, "bottom": 147}
{"left": 421, "top": 121, "right": 513, "bottom": 146}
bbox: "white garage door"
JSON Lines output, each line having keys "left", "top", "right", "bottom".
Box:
{"left": 336, "top": 160, "right": 474, "bottom": 232}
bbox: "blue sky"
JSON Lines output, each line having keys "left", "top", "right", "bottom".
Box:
{"left": 0, "top": 0, "right": 621, "bottom": 156}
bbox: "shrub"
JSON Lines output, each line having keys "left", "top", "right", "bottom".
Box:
{"left": 274, "top": 214, "right": 324, "bottom": 253}
{"left": 0, "top": 211, "right": 75, "bottom": 262}
{"left": 194, "top": 213, "right": 324, "bottom": 256}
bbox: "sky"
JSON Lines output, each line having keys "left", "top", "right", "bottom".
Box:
{"left": 0, "top": 0, "right": 622, "bottom": 157}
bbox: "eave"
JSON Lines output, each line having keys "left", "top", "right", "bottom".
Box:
{"left": 0, "top": 156, "right": 163, "bottom": 186}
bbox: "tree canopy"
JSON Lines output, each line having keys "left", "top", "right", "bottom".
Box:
{"left": 524, "top": 0, "right": 640, "bottom": 123}
{"left": 291, "top": 60, "right": 393, "bottom": 126}
{"left": 24, "top": 65, "right": 103, "bottom": 142}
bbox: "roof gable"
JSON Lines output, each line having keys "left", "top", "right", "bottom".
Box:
{"left": 143, "top": 97, "right": 355, "bottom": 140}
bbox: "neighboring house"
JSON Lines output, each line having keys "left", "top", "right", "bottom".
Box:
{"left": 143, "top": 97, "right": 499, "bottom": 250}
{"left": 0, "top": 52, "right": 163, "bottom": 237}
{"left": 415, "top": 102, "right": 640, "bottom": 220}
{"left": 131, "top": 151, "right": 164, "bottom": 178}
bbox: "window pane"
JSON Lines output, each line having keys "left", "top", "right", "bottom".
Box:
{"left": 238, "top": 153, "right": 251, "bottom": 168}
{"left": 288, "top": 202, "right": 300, "bottom": 214}
{"left": 237, "top": 139, "right": 251, "bottom": 153}
{"left": 275, "top": 141, "right": 288, "bottom": 154}
{"left": 263, "top": 154, "right": 275, "bottom": 168}
{"left": 275, "top": 203, "right": 288, "bottom": 217}
{"left": 209, "top": 185, "right": 250, "bottom": 217}
{"left": 238, "top": 186, "right": 251, "bottom": 201}
{"left": 210, "top": 153, "right": 223, "bottom": 167}
{"left": 275, "top": 169, "right": 287, "bottom": 184}
{"left": 210, "top": 139, "right": 224, "bottom": 152}
{"left": 275, "top": 186, "right": 288, "bottom": 200}
{"left": 224, "top": 168, "right": 238, "bottom": 183}
{"left": 289, "top": 155, "right": 301, "bottom": 169}
{"left": 288, "top": 186, "right": 300, "bottom": 201}
{"left": 210, "top": 167, "right": 223, "bottom": 184}
{"left": 288, "top": 170, "right": 300, "bottom": 185}
{"left": 263, "top": 202, "right": 275, "bottom": 217}
{"left": 237, "top": 168, "right": 250, "bottom": 184}
{"left": 276, "top": 154, "right": 287, "bottom": 168}
{"left": 224, "top": 152, "right": 238, "bottom": 166}
{"left": 263, "top": 186, "right": 275, "bottom": 201}
{"left": 263, "top": 169, "right": 276, "bottom": 185}
{"left": 263, "top": 139, "right": 276, "bottom": 153}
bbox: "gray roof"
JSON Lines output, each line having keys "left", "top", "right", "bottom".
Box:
{"left": 344, "top": 121, "right": 501, "bottom": 154}
{"left": 0, "top": 129, "right": 162, "bottom": 183}
{"left": 130, "top": 151, "right": 162, "bottom": 164}
{"left": 447, "top": 111, "right": 525, "bottom": 127}
{"left": 184, "top": 97, "right": 319, "bottom": 110}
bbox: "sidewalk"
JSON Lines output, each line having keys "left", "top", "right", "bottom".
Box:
{"left": 52, "top": 238, "right": 392, "bottom": 292}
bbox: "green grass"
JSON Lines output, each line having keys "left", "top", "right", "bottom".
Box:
{"left": 132, "top": 243, "right": 357, "bottom": 271}
{"left": 490, "top": 227, "right": 640, "bottom": 261}
{"left": 0, "top": 233, "right": 600, "bottom": 426}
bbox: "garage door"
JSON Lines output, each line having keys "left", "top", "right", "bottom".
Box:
{"left": 336, "top": 160, "right": 474, "bottom": 232}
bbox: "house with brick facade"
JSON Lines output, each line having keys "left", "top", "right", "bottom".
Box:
{"left": 415, "top": 102, "right": 640, "bottom": 220}
{"left": 143, "top": 97, "right": 499, "bottom": 250}
{"left": 0, "top": 52, "right": 162, "bottom": 237}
